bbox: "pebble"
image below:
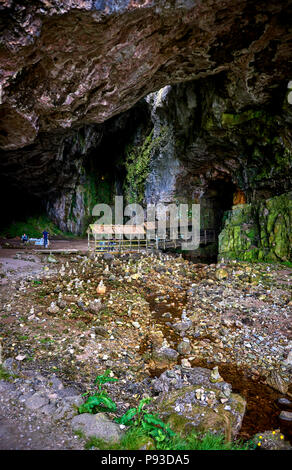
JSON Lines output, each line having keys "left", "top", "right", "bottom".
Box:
{"left": 279, "top": 411, "right": 292, "bottom": 422}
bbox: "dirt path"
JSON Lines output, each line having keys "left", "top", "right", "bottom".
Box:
{"left": 0, "top": 239, "right": 88, "bottom": 285}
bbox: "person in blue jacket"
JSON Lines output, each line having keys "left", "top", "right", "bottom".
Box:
{"left": 42, "top": 230, "right": 49, "bottom": 248}
{"left": 21, "top": 233, "right": 29, "bottom": 244}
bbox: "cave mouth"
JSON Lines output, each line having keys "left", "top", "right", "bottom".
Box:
{"left": 193, "top": 178, "right": 238, "bottom": 262}
{"left": 0, "top": 178, "right": 44, "bottom": 237}
{"left": 180, "top": 178, "right": 238, "bottom": 263}
{"left": 201, "top": 179, "right": 237, "bottom": 234}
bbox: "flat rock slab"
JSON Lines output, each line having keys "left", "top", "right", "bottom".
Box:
{"left": 71, "top": 413, "right": 125, "bottom": 443}
{"left": 25, "top": 393, "right": 50, "bottom": 410}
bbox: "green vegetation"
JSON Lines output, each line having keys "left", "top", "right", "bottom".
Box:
{"left": 78, "top": 369, "right": 118, "bottom": 414}
{"left": 115, "top": 397, "right": 176, "bottom": 444}
{"left": 85, "top": 428, "right": 255, "bottom": 451}
{"left": 282, "top": 260, "right": 292, "bottom": 268}
{"left": 219, "top": 192, "right": 292, "bottom": 263}
{"left": 79, "top": 370, "right": 256, "bottom": 451}
{"left": 0, "top": 214, "right": 77, "bottom": 239}
{"left": 83, "top": 175, "right": 113, "bottom": 212}
{"left": 221, "top": 109, "right": 264, "bottom": 127}
{"left": 124, "top": 129, "right": 154, "bottom": 205}
{"left": 82, "top": 174, "right": 113, "bottom": 233}
{"left": 123, "top": 126, "right": 171, "bottom": 205}
{"left": 217, "top": 105, "right": 292, "bottom": 191}
{"left": 0, "top": 365, "right": 15, "bottom": 381}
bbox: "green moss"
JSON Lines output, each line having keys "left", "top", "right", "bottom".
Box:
{"left": 0, "top": 365, "right": 16, "bottom": 381}
{"left": 218, "top": 104, "right": 291, "bottom": 190}
{"left": 82, "top": 174, "right": 113, "bottom": 232}
{"left": 0, "top": 214, "right": 75, "bottom": 239}
{"left": 221, "top": 110, "right": 264, "bottom": 127}
{"left": 219, "top": 192, "right": 292, "bottom": 263}
{"left": 203, "top": 114, "right": 216, "bottom": 131}
{"left": 123, "top": 129, "right": 154, "bottom": 205}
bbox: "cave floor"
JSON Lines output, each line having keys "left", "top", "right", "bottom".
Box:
{"left": 0, "top": 245, "right": 291, "bottom": 448}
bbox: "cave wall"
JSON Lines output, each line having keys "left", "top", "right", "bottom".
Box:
{"left": 1, "top": 0, "right": 290, "bottom": 152}
{"left": 46, "top": 101, "right": 151, "bottom": 234}
{"left": 218, "top": 192, "right": 292, "bottom": 262}
{"left": 0, "top": 0, "right": 291, "bottom": 253}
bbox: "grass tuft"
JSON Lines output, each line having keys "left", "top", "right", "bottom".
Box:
{"left": 84, "top": 427, "right": 256, "bottom": 451}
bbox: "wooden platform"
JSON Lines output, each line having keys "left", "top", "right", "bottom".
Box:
{"left": 87, "top": 224, "right": 217, "bottom": 253}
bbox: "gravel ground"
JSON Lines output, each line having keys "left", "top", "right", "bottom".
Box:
{"left": 0, "top": 246, "right": 291, "bottom": 449}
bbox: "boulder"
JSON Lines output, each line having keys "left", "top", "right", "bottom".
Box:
{"left": 152, "top": 347, "right": 179, "bottom": 367}
{"left": 71, "top": 413, "right": 124, "bottom": 443}
{"left": 154, "top": 384, "right": 246, "bottom": 441}
{"left": 151, "top": 366, "right": 245, "bottom": 440}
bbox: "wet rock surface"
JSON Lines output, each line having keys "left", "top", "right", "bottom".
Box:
{"left": 1, "top": 0, "right": 290, "bottom": 152}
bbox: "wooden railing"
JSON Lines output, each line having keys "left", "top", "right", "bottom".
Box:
{"left": 88, "top": 228, "right": 217, "bottom": 252}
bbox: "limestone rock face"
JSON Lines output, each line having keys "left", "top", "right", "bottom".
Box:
{"left": 71, "top": 412, "right": 124, "bottom": 443}
{"left": 0, "top": 1, "right": 291, "bottom": 233}
{"left": 218, "top": 192, "right": 292, "bottom": 262}
{"left": 1, "top": 0, "right": 290, "bottom": 151}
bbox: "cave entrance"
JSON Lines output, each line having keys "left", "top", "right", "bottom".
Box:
{"left": 200, "top": 179, "right": 237, "bottom": 235}
{"left": 185, "top": 179, "right": 237, "bottom": 263}
{"left": 0, "top": 176, "right": 44, "bottom": 238}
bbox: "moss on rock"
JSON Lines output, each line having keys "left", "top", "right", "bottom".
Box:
{"left": 155, "top": 385, "right": 246, "bottom": 441}
{"left": 219, "top": 192, "right": 292, "bottom": 262}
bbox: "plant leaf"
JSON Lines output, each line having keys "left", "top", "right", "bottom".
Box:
{"left": 115, "top": 407, "right": 138, "bottom": 426}
{"left": 138, "top": 397, "right": 151, "bottom": 414}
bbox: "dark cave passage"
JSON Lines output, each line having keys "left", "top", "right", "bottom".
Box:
{"left": 180, "top": 178, "right": 239, "bottom": 263}
{"left": 200, "top": 179, "right": 238, "bottom": 235}
{"left": 0, "top": 177, "right": 44, "bottom": 234}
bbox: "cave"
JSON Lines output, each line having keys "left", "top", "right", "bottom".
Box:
{"left": 200, "top": 179, "right": 238, "bottom": 235}
{"left": 0, "top": 176, "right": 44, "bottom": 235}
{"left": 0, "top": 1, "right": 290, "bottom": 250}
{"left": 180, "top": 178, "right": 238, "bottom": 262}
{"left": 0, "top": 0, "right": 291, "bottom": 249}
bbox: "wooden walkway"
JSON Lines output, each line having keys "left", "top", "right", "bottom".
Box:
{"left": 88, "top": 225, "right": 217, "bottom": 253}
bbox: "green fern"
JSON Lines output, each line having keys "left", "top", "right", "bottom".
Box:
{"left": 79, "top": 369, "right": 118, "bottom": 414}
{"left": 78, "top": 391, "right": 117, "bottom": 414}
{"left": 115, "top": 397, "right": 175, "bottom": 444}
{"left": 94, "top": 369, "right": 118, "bottom": 390}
